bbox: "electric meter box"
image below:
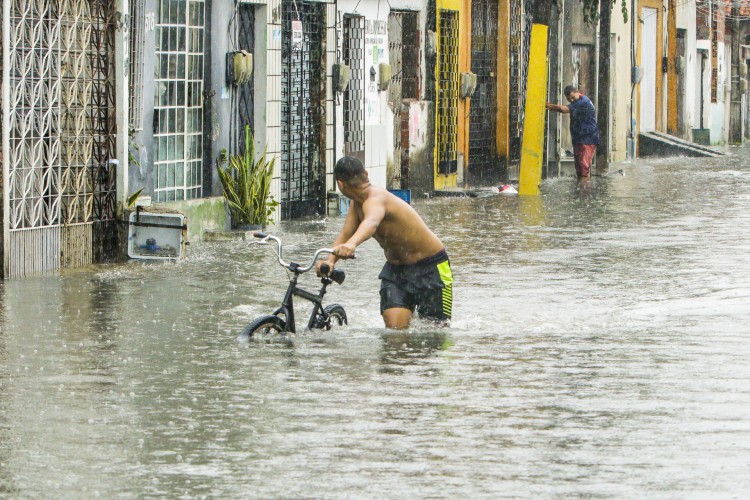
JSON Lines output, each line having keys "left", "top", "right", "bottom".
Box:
{"left": 128, "top": 211, "right": 186, "bottom": 260}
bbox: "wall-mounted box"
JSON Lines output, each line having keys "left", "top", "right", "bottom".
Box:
{"left": 632, "top": 66, "right": 643, "bottom": 84}
{"left": 379, "top": 63, "right": 392, "bottom": 91}
{"left": 226, "top": 51, "right": 253, "bottom": 86}
{"left": 128, "top": 211, "right": 187, "bottom": 260}
{"left": 460, "top": 72, "right": 478, "bottom": 98}
{"left": 332, "top": 63, "right": 351, "bottom": 93}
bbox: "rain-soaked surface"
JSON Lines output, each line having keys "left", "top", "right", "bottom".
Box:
{"left": 2, "top": 148, "right": 750, "bottom": 497}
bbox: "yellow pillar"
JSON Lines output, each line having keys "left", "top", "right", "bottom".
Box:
{"left": 518, "top": 24, "right": 549, "bottom": 196}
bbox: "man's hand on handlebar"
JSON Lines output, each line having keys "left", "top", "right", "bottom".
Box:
{"left": 316, "top": 259, "right": 335, "bottom": 277}
{"left": 332, "top": 242, "right": 356, "bottom": 260}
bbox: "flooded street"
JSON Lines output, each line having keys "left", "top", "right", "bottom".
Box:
{"left": 2, "top": 149, "right": 750, "bottom": 497}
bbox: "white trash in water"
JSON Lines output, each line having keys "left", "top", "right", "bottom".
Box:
{"left": 497, "top": 184, "right": 518, "bottom": 195}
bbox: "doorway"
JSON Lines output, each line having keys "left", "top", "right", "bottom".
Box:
{"left": 468, "top": 0, "right": 499, "bottom": 185}
{"left": 280, "top": 0, "right": 326, "bottom": 220}
{"left": 640, "top": 7, "right": 658, "bottom": 132}
{"left": 676, "top": 28, "right": 687, "bottom": 137}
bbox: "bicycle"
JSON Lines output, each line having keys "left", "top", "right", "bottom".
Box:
{"left": 243, "top": 232, "right": 348, "bottom": 339}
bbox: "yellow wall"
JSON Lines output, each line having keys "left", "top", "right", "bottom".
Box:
{"left": 433, "top": 0, "right": 464, "bottom": 190}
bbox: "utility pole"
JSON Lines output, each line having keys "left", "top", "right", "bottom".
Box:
{"left": 596, "top": 0, "right": 611, "bottom": 172}
{"left": 730, "top": 0, "right": 744, "bottom": 143}
{"left": 667, "top": 0, "right": 677, "bottom": 135}
{"left": 115, "top": 0, "right": 130, "bottom": 214}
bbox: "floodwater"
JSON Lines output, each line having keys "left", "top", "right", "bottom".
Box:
{"left": 2, "top": 149, "right": 750, "bottom": 498}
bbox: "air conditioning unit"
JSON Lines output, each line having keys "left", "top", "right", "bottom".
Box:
{"left": 460, "top": 72, "right": 478, "bottom": 98}
{"left": 332, "top": 63, "right": 351, "bottom": 93}
{"left": 128, "top": 210, "right": 187, "bottom": 260}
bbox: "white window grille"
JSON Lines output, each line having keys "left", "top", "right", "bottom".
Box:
{"left": 129, "top": 0, "right": 147, "bottom": 131}
{"left": 153, "top": 0, "right": 205, "bottom": 202}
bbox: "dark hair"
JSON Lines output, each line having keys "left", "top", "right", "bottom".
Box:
{"left": 334, "top": 156, "right": 367, "bottom": 184}
{"left": 563, "top": 85, "right": 579, "bottom": 96}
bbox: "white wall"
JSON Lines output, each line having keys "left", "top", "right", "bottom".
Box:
{"left": 610, "top": 6, "right": 633, "bottom": 161}
{"left": 335, "top": 0, "right": 391, "bottom": 188}
{"left": 711, "top": 40, "right": 727, "bottom": 143}
{"left": 677, "top": 0, "right": 697, "bottom": 133}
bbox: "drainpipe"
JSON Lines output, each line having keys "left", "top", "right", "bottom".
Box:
{"left": 556, "top": 0, "right": 564, "bottom": 176}
{"left": 115, "top": 0, "right": 130, "bottom": 215}
{"left": 730, "top": 0, "right": 743, "bottom": 143}
{"left": 700, "top": 50, "right": 707, "bottom": 128}
{"left": 629, "top": 0, "right": 636, "bottom": 159}
{"left": 2, "top": 0, "right": 9, "bottom": 275}
{"left": 332, "top": 0, "right": 338, "bottom": 190}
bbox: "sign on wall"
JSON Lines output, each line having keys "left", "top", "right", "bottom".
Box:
{"left": 365, "top": 19, "right": 386, "bottom": 125}
{"left": 292, "top": 20, "right": 303, "bottom": 49}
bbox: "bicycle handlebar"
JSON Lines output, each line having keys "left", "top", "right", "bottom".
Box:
{"left": 252, "top": 232, "right": 334, "bottom": 274}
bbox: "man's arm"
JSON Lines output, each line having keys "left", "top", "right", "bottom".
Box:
{"left": 331, "top": 196, "right": 386, "bottom": 259}
{"left": 546, "top": 102, "right": 570, "bottom": 113}
{"left": 322, "top": 206, "right": 361, "bottom": 267}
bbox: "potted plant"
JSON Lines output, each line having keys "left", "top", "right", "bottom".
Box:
{"left": 217, "top": 125, "right": 278, "bottom": 229}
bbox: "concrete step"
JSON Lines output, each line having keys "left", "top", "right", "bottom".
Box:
{"left": 639, "top": 131, "right": 727, "bottom": 158}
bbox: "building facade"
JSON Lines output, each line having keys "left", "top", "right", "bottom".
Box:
{"left": 3, "top": 0, "right": 749, "bottom": 278}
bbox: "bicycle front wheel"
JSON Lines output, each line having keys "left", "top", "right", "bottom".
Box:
{"left": 242, "top": 315, "right": 286, "bottom": 340}
{"left": 322, "top": 304, "right": 348, "bottom": 330}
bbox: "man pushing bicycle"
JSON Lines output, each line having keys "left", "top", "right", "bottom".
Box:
{"left": 317, "top": 156, "right": 453, "bottom": 329}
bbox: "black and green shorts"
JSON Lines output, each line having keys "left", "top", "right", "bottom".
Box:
{"left": 378, "top": 249, "right": 453, "bottom": 323}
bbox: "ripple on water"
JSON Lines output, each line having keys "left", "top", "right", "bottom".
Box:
{"left": 1, "top": 152, "right": 750, "bottom": 496}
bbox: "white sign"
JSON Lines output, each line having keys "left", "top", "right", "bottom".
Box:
{"left": 292, "top": 20, "right": 303, "bottom": 47}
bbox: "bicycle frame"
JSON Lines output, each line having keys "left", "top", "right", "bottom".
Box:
{"left": 273, "top": 264, "right": 336, "bottom": 333}
{"left": 250, "top": 232, "right": 343, "bottom": 333}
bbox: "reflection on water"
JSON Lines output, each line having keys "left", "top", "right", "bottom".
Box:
{"left": 2, "top": 149, "right": 750, "bottom": 496}
{"left": 379, "top": 330, "right": 452, "bottom": 374}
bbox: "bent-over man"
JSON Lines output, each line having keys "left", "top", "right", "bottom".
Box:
{"left": 546, "top": 85, "right": 600, "bottom": 178}
{"left": 318, "top": 156, "right": 453, "bottom": 329}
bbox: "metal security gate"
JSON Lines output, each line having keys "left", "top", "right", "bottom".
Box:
{"left": 388, "top": 10, "right": 419, "bottom": 188}
{"left": 281, "top": 0, "right": 325, "bottom": 220}
{"left": 435, "top": 8, "right": 459, "bottom": 177}
{"left": 342, "top": 15, "right": 364, "bottom": 157}
{"left": 2, "top": 0, "right": 117, "bottom": 279}
{"left": 508, "top": 0, "right": 533, "bottom": 173}
{"left": 468, "top": 0, "right": 499, "bottom": 185}
{"left": 230, "top": 3, "right": 255, "bottom": 155}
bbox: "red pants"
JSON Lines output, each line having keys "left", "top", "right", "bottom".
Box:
{"left": 573, "top": 144, "right": 596, "bottom": 178}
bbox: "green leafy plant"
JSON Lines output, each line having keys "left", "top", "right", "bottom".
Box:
{"left": 127, "top": 188, "right": 145, "bottom": 209}
{"left": 217, "top": 125, "right": 278, "bottom": 228}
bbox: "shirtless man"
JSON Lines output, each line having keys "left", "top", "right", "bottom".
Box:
{"left": 317, "top": 156, "right": 453, "bottom": 329}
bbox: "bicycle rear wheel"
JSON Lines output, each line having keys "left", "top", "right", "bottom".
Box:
{"left": 242, "top": 315, "right": 286, "bottom": 340}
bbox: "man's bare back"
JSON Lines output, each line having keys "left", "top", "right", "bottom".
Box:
{"left": 350, "top": 186, "right": 444, "bottom": 265}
